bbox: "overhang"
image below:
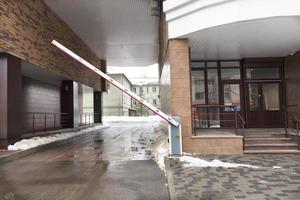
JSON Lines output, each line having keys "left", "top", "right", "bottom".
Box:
{"left": 44, "top": 0, "right": 159, "bottom": 67}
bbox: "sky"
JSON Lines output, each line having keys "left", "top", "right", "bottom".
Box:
{"left": 107, "top": 63, "right": 159, "bottom": 85}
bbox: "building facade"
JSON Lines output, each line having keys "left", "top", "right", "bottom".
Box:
{"left": 160, "top": 0, "right": 300, "bottom": 154}
{"left": 132, "top": 84, "right": 160, "bottom": 116}
{"left": 0, "top": 0, "right": 106, "bottom": 141}
{"left": 103, "top": 74, "right": 135, "bottom": 116}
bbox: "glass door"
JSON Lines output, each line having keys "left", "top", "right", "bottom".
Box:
{"left": 246, "top": 82, "right": 283, "bottom": 128}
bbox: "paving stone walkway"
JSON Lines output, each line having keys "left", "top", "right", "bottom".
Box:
{"left": 168, "top": 154, "right": 300, "bottom": 200}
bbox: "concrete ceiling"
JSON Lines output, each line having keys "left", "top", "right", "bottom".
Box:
{"left": 188, "top": 16, "right": 300, "bottom": 60}
{"left": 44, "top": 0, "right": 158, "bottom": 67}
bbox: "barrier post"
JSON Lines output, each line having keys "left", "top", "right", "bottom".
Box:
{"left": 169, "top": 117, "right": 182, "bottom": 155}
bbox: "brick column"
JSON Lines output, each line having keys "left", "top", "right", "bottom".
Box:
{"left": 169, "top": 39, "right": 193, "bottom": 150}
{"left": 0, "top": 53, "right": 22, "bottom": 139}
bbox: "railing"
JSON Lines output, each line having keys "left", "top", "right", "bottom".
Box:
{"left": 192, "top": 104, "right": 245, "bottom": 136}
{"left": 79, "top": 113, "right": 101, "bottom": 126}
{"left": 23, "top": 113, "right": 73, "bottom": 134}
{"left": 284, "top": 105, "right": 300, "bottom": 150}
{"left": 23, "top": 112, "right": 102, "bottom": 134}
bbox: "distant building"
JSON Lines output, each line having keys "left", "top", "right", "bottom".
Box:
{"left": 132, "top": 83, "right": 160, "bottom": 116}
{"left": 103, "top": 74, "right": 135, "bottom": 116}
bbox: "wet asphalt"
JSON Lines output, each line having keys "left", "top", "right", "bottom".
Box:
{"left": 0, "top": 122, "right": 169, "bottom": 200}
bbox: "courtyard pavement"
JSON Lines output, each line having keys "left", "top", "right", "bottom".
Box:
{"left": 0, "top": 122, "right": 169, "bottom": 200}
{"left": 167, "top": 154, "right": 300, "bottom": 200}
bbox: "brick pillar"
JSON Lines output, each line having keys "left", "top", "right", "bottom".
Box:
{"left": 169, "top": 39, "right": 193, "bottom": 151}
{"left": 0, "top": 53, "right": 22, "bottom": 139}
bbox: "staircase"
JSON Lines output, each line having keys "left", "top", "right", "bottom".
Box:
{"left": 243, "top": 129, "right": 300, "bottom": 154}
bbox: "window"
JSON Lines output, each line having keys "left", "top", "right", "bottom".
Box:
{"left": 207, "top": 69, "right": 219, "bottom": 104}
{"left": 262, "top": 83, "right": 280, "bottom": 111}
{"left": 206, "top": 62, "right": 218, "bottom": 68}
{"left": 133, "top": 87, "right": 136, "bottom": 93}
{"left": 152, "top": 86, "right": 156, "bottom": 92}
{"left": 223, "top": 84, "right": 240, "bottom": 111}
{"left": 133, "top": 100, "right": 137, "bottom": 105}
{"left": 207, "top": 80, "right": 215, "bottom": 85}
{"left": 194, "top": 80, "right": 204, "bottom": 85}
{"left": 195, "top": 92, "right": 205, "bottom": 100}
{"left": 139, "top": 87, "right": 143, "bottom": 93}
{"left": 146, "top": 87, "right": 149, "bottom": 93}
{"left": 249, "top": 84, "right": 259, "bottom": 111}
{"left": 220, "top": 61, "right": 240, "bottom": 67}
{"left": 153, "top": 99, "right": 157, "bottom": 105}
{"left": 246, "top": 67, "right": 280, "bottom": 80}
{"left": 192, "top": 70, "right": 205, "bottom": 104}
{"left": 221, "top": 68, "right": 240, "bottom": 80}
{"left": 191, "top": 62, "right": 205, "bottom": 68}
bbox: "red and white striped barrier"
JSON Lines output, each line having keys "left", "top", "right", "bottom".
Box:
{"left": 51, "top": 40, "right": 179, "bottom": 127}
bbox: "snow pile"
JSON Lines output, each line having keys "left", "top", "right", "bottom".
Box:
{"left": 178, "top": 156, "right": 260, "bottom": 169}
{"left": 273, "top": 166, "right": 282, "bottom": 169}
{"left": 8, "top": 123, "right": 110, "bottom": 151}
{"left": 154, "top": 141, "right": 169, "bottom": 172}
{"left": 258, "top": 180, "right": 268, "bottom": 184}
{"left": 103, "top": 116, "right": 162, "bottom": 122}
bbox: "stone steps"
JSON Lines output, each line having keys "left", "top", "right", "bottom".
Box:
{"left": 243, "top": 129, "right": 299, "bottom": 152}
{"left": 245, "top": 143, "right": 298, "bottom": 150}
{"left": 244, "top": 149, "right": 300, "bottom": 154}
{"left": 244, "top": 137, "right": 293, "bottom": 144}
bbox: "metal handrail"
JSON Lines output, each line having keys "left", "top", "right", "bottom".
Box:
{"left": 237, "top": 112, "right": 246, "bottom": 129}
{"left": 193, "top": 104, "right": 237, "bottom": 108}
{"left": 23, "top": 112, "right": 73, "bottom": 134}
{"left": 23, "top": 112, "right": 101, "bottom": 135}
{"left": 292, "top": 117, "right": 300, "bottom": 150}
{"left": 283, "top": 105, "right": 300, "bottom": 150}
{"left": 192, "top": 104, "right": 245, "bottom": 136}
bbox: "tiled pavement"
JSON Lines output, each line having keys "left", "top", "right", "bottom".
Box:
{"left": 167, "top": 154, "right": 300, "bottom": 200}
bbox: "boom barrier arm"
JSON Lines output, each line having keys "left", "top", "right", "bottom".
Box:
{"left": 51, "top": 40, "right": 179, "bottom": 127}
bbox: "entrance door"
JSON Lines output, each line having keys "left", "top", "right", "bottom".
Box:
{"left": 246, "top": 82, "right": 283, "bottom": 128}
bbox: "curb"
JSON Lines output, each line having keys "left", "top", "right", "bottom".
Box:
{"left": 0, "top": 126, "right": 109, "bottom": 165}
{"left": 164, "top": 156, "right": 177, "bottom": 200}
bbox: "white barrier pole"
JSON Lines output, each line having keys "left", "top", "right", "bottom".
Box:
{"left": 51, "top": 40, "right": 179, "bottom": 127}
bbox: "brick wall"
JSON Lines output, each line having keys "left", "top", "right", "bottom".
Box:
{"left": 0, "top": 0, "right": 106, "bottom": 90}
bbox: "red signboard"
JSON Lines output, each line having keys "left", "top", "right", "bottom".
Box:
{"left": 51, "top": 40, "right": 179, "bottom": 127}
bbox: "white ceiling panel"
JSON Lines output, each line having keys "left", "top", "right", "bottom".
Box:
{"left": 44, "top": 0, "right": 158, "bottom": 66}
{"left": 188, "top": 16, "right": 300, "bottom": 60}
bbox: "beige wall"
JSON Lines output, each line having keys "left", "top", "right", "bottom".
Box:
{"left": 184, "top": 136, "right": 243, "bottom": 154}
{"left": 169, "top": 39, "right": 193, "bottom": 139}
{"left": 160, "top": 39, "right": 243, "bottom": 154}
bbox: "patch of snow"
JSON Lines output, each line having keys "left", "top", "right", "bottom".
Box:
{"left": 273, "top": 166, "right": 282, "bottom": 169}
{"left": 155, "top": 141, "right": 169, "bottom": 172}
{"left": 182, "top": 152, "right": 197, "bottom": 156}
{"left": 258, "top": 180, "right": 268, "bottom": 184}
{"left": 103, "top": 116, "right": 162, "bottom": 122}
{"left": 148, "top": 123, "right": 169, "bottom": 172}
{"left": 177, "top": 156, "right": 260, "bottom": 169}
{"left": 8, "top": 123, "right": 110, "bottom": 151}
